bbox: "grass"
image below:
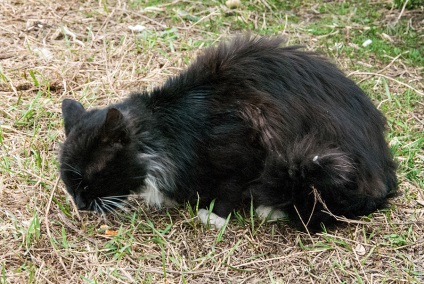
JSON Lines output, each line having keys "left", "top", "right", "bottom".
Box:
{"left": 0, "top": 0, "right": 423, "bottom": 283}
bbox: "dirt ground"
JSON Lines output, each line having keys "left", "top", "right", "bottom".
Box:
{"left": 0, "top": 0, "right": 423, "bottom": 283}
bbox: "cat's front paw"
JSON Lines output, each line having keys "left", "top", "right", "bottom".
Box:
{"left": 197, "top": 209, "right": 226, "bottom": 229}
{"left": 255, "top": 205, "right": 287, "bottom": 221}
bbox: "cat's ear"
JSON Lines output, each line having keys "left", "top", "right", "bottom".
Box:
{"left": 62, "top": 99, "right": 86, "bottom": 136}
{"left": 102, "top": 108, "right": 128, "bottom": 146}
{"left": 104, "top": 108, "right": 123, "bottom": 129}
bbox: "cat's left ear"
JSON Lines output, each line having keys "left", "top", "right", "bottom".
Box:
{"left": 102, "top": 108, "right": 128, "bottom": 146}
{"left": 62, "top": 99, "right": 86, "bottom": 136}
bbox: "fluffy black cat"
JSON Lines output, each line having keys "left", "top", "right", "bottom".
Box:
{"left": 60, "top": 35, "right": 398, "bottom": 231}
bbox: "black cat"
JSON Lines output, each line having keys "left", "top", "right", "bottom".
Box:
{"left": 60, "top": 35, "right": 398, "bottom": 231}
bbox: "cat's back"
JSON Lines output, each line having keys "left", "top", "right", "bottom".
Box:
{"left": 183, "top": 35, "right": 341, "bottom": 89}
{"left": 145, "top": 35, "right": 384, "bottom": 135}
{"left": 160, "top": 34, "right": 366, "bottom": 113}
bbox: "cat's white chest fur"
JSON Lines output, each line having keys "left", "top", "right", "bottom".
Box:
{"left": 139, "top": 174, "right": 177, "bottom": 208}
{"left": 138, "top": 152, "right": 178, "bottom": 208}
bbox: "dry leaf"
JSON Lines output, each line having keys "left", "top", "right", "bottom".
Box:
{"left": 380, "top": 33, "right": 394, "bottom": 42}
{"left": 105, "top": 229, "right": 119, "bottom": 236}
{"left": 226, "top": 0, "right": 241, "bottom": 9}
{"left": 354, "top": 244, "right": 366, "bottom": 256}
{"left": 128, "top": 25, "right": 146, "bottom": 32}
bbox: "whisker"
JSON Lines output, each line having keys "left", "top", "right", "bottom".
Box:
{"left": 101, "top": 195, "right": 131, "bottom": 199}
{"left": 106, "top": 197, "right": 136, "bottom": 211}
{"left": 72, "top": 180, "right": 83, "bottom": 190}
{"left": 101, "top": 197, "right": 134, "bottom": 214}
{"left": 104, "top": 199, "right": 128, "bottom": 212}
{"left": 102, "top": 202, "right": 118, "bottom": 215}
{"left": 95, "top": 200, "right": 110, "bottom": 223}
{"left": 102, "top": 196, "right": 133, "bottom": 205}
{"left": 101, "top": 199, "right": 121, "bottom": 209}
{"left": 96, "top": 199, "right": 106, "bottom": 216}
{"left": 61, "top": 162, "right": 82, "bottom": 177}
{"left": 63, "top": 162, "right": 80, "bottom": 172}
{"left": 103, "top": 199, "right": 129, "bottom": 208}
{"left": 61, "top": 168, "right": 82, "bottom": 176}
{"left": 94, "top": 200, "right": 100, "bottom": 212}
{"left": 131, "top": 176, "right": 146, "bottom": 180}
{"left": 70, "top": 176, "right": 83, "bottom": 182}
{"left": 98, "top": 198, "right": 117, "bottom": 214}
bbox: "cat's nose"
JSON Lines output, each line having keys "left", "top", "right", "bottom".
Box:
{"left": 76, "top": 202, "right": 88, "bottom": 210}
{"left": 75, "top": 194, "right": 88, "bottom": 210}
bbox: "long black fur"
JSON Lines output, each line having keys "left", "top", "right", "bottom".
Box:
{"left": 60, "top": 35, "right": 398, "bottom": 231}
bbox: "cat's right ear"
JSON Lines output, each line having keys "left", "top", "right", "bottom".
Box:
{"left": 62, "top": 99, "right": 86, "bottom": 136}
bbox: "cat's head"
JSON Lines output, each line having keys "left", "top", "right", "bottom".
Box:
{"left": 59, "top": 99, "right": 145, "bottom": 212}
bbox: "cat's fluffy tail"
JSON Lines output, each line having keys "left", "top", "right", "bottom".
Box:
{"left": 277, "top": 134, "right": 392, "bottom": 230}
{"left": 286, "top": 141, "right": 355, "bottom": 188}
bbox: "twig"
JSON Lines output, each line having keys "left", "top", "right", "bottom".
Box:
{"left": 352, "top": 245, "right": 370, "bottom": 284}
{"left": 355, "top": 52, "right": 405, "bottom": 85}
{"left": 377, "top": 53, "right": 404, "bottom": 74}
{"left": 189, "top": 10, "right": 221, "bottom": 29}
{"left": 0, "top": 53, "right": 14, "bottom": 60}
{"left": 348, "top": 71, "right": 424, "bottom": 96}
{"left": 293, "top": 205, "right": 314, "bottom": 243}
{"left": 232, "top": 251, "right": 307, "bottom": 268}
{"left": 393, "top": 0, "right": 409, "bottom": 26}
{"left": 44, "top": 177, "right": 73, "bottom": 279}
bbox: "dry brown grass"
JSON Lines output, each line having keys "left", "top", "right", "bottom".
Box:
{"left": 0, "top": 0, "right": 423, "bottom": 283}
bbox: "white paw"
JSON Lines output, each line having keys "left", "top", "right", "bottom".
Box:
{"left": 198, "top": 209, "right": 226, "bottom": 229}
{"left": 256, "top": 205, "right": 287, "bottom": 221}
